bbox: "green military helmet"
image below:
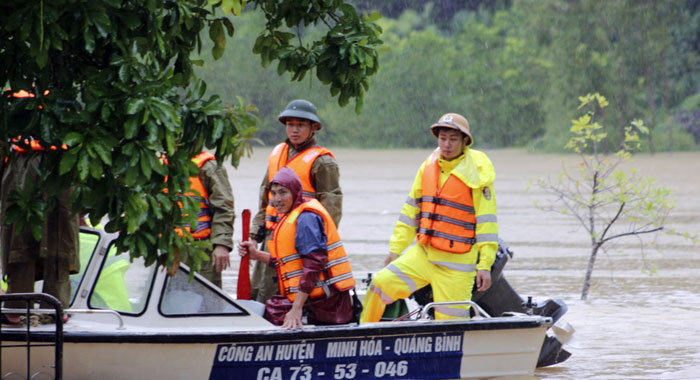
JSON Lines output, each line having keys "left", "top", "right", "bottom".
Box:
{"left": 277, "top": 99, "right": 323, "bottom": 129}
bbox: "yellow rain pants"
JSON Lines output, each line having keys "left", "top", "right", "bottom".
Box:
{"left": 360, "top": 244, "right": 476, "bottom": 322}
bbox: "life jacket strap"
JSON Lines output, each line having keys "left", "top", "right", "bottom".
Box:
{"left": 421, "top": 196, "right": 475, "bottom": 214}
{"left": 301, "top": 190, "right": 317, "bottom": 199}
{"left": 417, "top": 228, "right": 476, "bottom": 244}
{"left": 419, "top": 212, "right": 475, "bottom": 229}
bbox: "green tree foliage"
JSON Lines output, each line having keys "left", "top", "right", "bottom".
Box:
{"left": 198, "top": 4, "right": 548, "bottom": 149}
{"left": 324, "top": 17, "right": 464, "bottom": 148}
{"left": 193, "top": 11, "right": 348, "bottom": 145}
{"left": 194, "top": 5, "right": 382, "bottom": 145}
{"left": 534, "top": 94, "right": 696, "bottom": 300}
{"left": 319, "top": 8, "right": 549, "bottom": 148}
{"left": 252, "top": 0, "right": 382, "bottom": 113}
{"left": 0, "top": 0, "right": 382, "bottom": 273}
{"left": 528, "top": 0, "right": 700, "bottom": 152}
{"left": 352, "top": 0, "right": 511, "bottom": 21}
{"left": 195, "top": 0, "right": 699, "bottom": 150}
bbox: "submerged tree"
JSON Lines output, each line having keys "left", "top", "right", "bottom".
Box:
{"left": 0, "top": 0, "right": 382, "bottom": 273}
{"left": 534, "top": 93, "right": 689, "bottom": 300}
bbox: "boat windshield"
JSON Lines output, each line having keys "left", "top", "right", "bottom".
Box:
{"left": 89, "top": 242, "right": 156, "bottom": 315}
{"left": 159, "top": 268, "right": 246, "bottom": 316}
{"left": 70, "top": 228, "right": 245, "bottom": 317}
{"left": 69, "top": 230, "right": 101, "bottom": 306}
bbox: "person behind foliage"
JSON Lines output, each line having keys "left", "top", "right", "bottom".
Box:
{"left": 179, "top": 151, "right": 235, "bottom": 288}
{"left": 1, "top": 136, "right": 79, "bottom": 321}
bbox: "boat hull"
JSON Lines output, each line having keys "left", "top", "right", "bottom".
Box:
{"left": 1, "top": 317, "right": 547, "bottom": 380}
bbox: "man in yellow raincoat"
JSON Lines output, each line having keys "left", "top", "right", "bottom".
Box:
{"left": 361, "top": 113, "right": 498, "bottom": 322}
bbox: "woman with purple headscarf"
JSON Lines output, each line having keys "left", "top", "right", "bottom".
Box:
{"left": 238, "top": 167, "right": 355, "bottom": 329}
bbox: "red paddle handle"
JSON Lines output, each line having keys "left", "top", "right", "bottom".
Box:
{"left": 237, "top": 209, "right": 251, "bottom": 300}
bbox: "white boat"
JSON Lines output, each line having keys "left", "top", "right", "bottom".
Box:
{"left": 1, "top": 227, "right": 555, "bottom": 380}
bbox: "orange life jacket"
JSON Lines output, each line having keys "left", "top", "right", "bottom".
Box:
{"left": 9, "top": 89, "right": 35, "bottom": 98}
{"left": 264, "top": 143, "right": 334, "bottom": 229}
{"left": 9, "top": 136, "right": 66, "bottom": 153}
{"left": 6, "top": 89, "right": 49, "bottom": 98}
{"left": 268, "top": 199, "right": 354, "bottom": 302}
{"left": 10, "top": 138, "right": 45, "bottom": 152}
{"left": 416, "top": 152, "right": 476, "bottom": 253}
{"left": 180, "top": 151, "right": 216, "bottom": 240}
{"left": 5, "top": 90, "right": 64, "bottom": 153}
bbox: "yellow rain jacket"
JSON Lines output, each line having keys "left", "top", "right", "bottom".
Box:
{"left": 390, "top": 147, "right": 498, "bottom": 270}
{"left": 360, "top": 147, "right": 498, "bottom": 322}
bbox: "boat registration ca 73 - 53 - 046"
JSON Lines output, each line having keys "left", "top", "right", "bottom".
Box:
{"left": 210, "top": 332, "right": 464, "bottom": 380}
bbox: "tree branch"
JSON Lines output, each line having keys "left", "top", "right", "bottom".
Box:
{"left": 327, "top": 11, "right": 341, "bottom": 23}
{"left": 588, "top": 170, "right": 599, "bottom": 240}
{"left": 558, "top": 193, "right": 591, "bottom": 234}
{"left": 601, "top": 226, "right": 664, "bottom": 245}
{"left": 308, "top": 1, "right": 334, "bottom": 29}
{"left": 598, "top": 201, "right": 625, "bottom": 242}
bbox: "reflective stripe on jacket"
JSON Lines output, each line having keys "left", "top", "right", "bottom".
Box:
{"left": 416, "top": 150, "right": 476, "bottom": 253}
{"left": 184, "top": 151, "right": 216, "bottom": 240}
{"left": 268, "top": 198, "right": 354, "bottom": 302}
{"left": 264, "top": 143, "right": 334, "bottom": 229}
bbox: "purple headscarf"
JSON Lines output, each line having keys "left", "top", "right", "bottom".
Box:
{"left": 270, "top": 167, "right": 305, "bottom": 211}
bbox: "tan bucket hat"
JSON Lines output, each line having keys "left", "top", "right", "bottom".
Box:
{"left": 429, "top": 113, "right": 473, "bottom": 146}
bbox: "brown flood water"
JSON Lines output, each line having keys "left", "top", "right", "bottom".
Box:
{"left": 222, "top": 147, "right": 700, "bottom": 380}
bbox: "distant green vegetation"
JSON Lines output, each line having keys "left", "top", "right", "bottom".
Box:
{"left": 197, "top": 0, "right": 700, "bottom": 152}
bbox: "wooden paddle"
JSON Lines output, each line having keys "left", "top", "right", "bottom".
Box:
{"left": 237, "top": 209, "right": 251, "bottom": 300}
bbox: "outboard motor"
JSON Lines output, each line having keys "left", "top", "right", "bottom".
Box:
{"left": 411, "top": 239, "right": 572, "bottom": 367}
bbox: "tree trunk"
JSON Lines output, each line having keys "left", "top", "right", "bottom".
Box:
{"left": 643, "top": 64, "right": 656, "bottom": 154}
{"left": 617, "top": 64, "right": 630, "bottom": 153}
{"left": 582, "top": 171, "right": 600, "bottom": 301}
{"left": 581, "top": 243, "right": 600, "bottom": 300}
{"left": 661, "top": 48, "right": 672, "bottom": 152}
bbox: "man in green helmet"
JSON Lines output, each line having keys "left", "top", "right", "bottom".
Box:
{"left": 249, "top": 99, "right": 343, "bottom": 303}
